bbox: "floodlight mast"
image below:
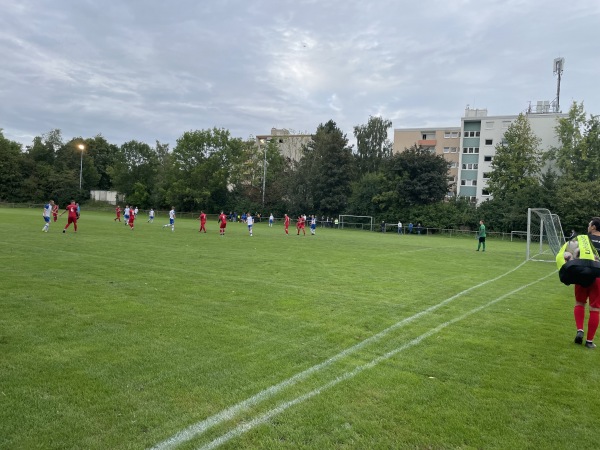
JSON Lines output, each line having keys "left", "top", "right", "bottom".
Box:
{"left": 553, "top": 57, "right": 565, "bottom": 113}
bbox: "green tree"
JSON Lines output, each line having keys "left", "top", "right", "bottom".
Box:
{"left": 379, "top": 144, "right": 450, "bottom": 210}
{"left": 297, "top": 120, "right": 355, "bottom": 216}
{"left": 353, "top": 116, "right": 392, "bottom": 175}
{"left": 486, "top": 113, "right": 542, "bottom": 201}
{"left": 0, "top": 130, "right": 25, "bottom": 202}
{"left": 86, "top": 135, "right": 119, "bottom": 190}
{"left": 348, "top": 172, "right": 386, "bottom": 216}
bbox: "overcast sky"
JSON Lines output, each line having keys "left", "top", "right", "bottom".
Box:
{"left": 1, "top": 0, "right": 599, "bottom": 149}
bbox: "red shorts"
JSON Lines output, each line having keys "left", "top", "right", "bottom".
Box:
{"left": 220, "top": 223, "right": 227, "bottom": 229}
{"left": 575, "top": 278, "right": 600, "bottom": 308}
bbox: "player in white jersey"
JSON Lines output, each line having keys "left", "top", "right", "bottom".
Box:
{"left": 148, "top": 209, "right": 155, "bottom": 223}
{"left": 310, "top": 215, "right": 317, "bottom": 235}
{"left": 247, "top": 212, "right": 254, "bottom": 236}
{"left": 124, "top": 206, "right": 130, "bottom": 226}
{"left": 134, "top": 207, "right": 139, "bottom": 217}
{"left": 163, "top": 207, "right": 176, "bottom": 231}
{"left": 42, "top": 200, "right": 54, "bottom": 232}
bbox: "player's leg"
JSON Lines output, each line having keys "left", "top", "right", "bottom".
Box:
{"left": 574, "top": 285, "right": 588, "bottom": 344}
{"left": 585, "top": 281, "right": 600, "bottom": 348}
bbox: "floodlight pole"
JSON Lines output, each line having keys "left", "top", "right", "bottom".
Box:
{"left": 78, "top": 144, "right": 85, "bottom": 189}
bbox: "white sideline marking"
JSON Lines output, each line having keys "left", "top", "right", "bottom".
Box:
{"left": 199, "top": 270, "right": 555, "bottom": 450}
{"left": 150, "top": 261, "right": 531, "bottom": 450}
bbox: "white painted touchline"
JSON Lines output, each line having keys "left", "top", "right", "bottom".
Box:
{"left": 150, "top": 261, "right": 534, "bottom": 450}
{"left": 198, "top": 270, "right": 555, "bottom": 450}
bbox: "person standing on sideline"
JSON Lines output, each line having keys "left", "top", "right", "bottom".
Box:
{"left": 52, "top": 201, "right": 59, "bottom": 222}
{"left": 128, "top": 208, "right": 135, "bottom": 230}
{"left": 476, "top": 220, "right": 486, "bottom": 251}
{"left": 247, "top": 212, "right": 254, "bottom": 236}
{"left": 124, "top": 205, "right": 130, "bottom": 226}
{"left": 310, "top": 215, "right": 317, "bottom": 235}
{"left": 397, "top": 220, "right": 403, "bottom": 234}
{"left": 269, "top": 213, "right": 274, "bottom": 227}
{"left": 134, "top": 206, "right": 139, "bottom": 217}
{"left": 573, "top": 217, "right": 600, "bottom": 349}
{"left": 42, "top": 200, "right": 54, "bottom": 232}
{"left": 284, "top": 214, "right": 290, "bottom": 235}
{"left": 218, "top": 210, "right": 227, "bottom": 236}
{"left": 198, "top": 211, "right": 207, "bottom": 232}
{"left": 76, "top": 203, "right": 81, "bottom": 220}
{"left": 162, "top": 207, "right": 175, "bottom": 231}
{"left": 148, "top": 208, "right": 155, "bottom": 223}
{"left": 60, "top": 200, "right": 78, "bottom": 233}
{"left": 408, "top": 222, "right": 413, "bottom": 234}
{"left": 114, "top": 205, "right": 121, "bottom": 222}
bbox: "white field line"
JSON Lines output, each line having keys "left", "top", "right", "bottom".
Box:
{"left": 150, "top": 261, "right": 533, "bottom": 450}
{"left": 199, "top": 270, "right": 556, "bottom": 450}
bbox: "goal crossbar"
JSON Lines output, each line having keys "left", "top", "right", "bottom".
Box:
{"left": 339, "top": 215, "right": 374, "bottom": 232}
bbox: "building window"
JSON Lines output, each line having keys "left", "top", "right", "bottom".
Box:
{"left": 473, "top": 163, "right": 478, "bottom": 169}
{"left": 482, "top": 189, "right": 490, "bottom": 196}
{"left": 502, "top": 121, "right": 511, "bottom": 129}
{"left": 485, "top": 121, "right": 494, "bottom": 129}
{"left": 472, "top": 180, "right": 477, "bottom": 186}
{"left": 469, "top": 196, "right": 477, "bottom": 203}
{"left": 483, "top": 172, "right": 491, "bottom": 179}
{"left": 444, "top": 131, "right": 451, "bottom": 138}
{"left": 484, "top": 156, "right": 493, "bottom": 162}
{"left": 450, "top": 161, "right": 458, "bottom": 168}
{"left": 450, "top": 147, "right": 458, "bottom": 153}
{"left": 461, "top": 180, "right": 466, "bottom": 186}
{"left": 485, "top": 139, "right": 493, "bottom": 145}
{"left": 476, "top": 131, "right": 480, "bottom": 137}
{"left": 443, "top": 147, "right": 450, "bottom": 153}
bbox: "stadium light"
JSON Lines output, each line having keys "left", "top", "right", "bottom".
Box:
{"left": 78, "top": 143, "right": 85, "bottom": 189}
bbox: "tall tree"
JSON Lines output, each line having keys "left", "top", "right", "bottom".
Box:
{"left": 486, "top": 113, "right": 542, "bottom": 201}
{"left": 0, "top": 130, "right": 25, "bottom": 202}
{"left": 86, "top": 135, "right": 119, "bottom": 190}
{"left": 353, "top": 116, "right": 393, "bottom": 175}
{"left": 379, "top": 144, "right": 451, "bottom": 211}
{"left": 298, "top": 120, "right": 355, "bottom": 216}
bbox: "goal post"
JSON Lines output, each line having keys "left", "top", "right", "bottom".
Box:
{"left": 339, "top": 215, "right": 374, "bottom": 231}
{"left": 526, "top": 208, "right": 566, "bottom": 262}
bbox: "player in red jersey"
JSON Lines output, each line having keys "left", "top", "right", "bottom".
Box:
{"left": 114, "top": 205, "right": 121, "bottom": 222}
{"left": 218, "top": 211, "right": 227, "bottom": 236}
{"left": 199, "top": 211, "right": 207, "bottom": 233}
{"left": 60, "top": 200, "right": 78, "bottom": 233}
{"left": 52, "top": 202, "right": 59, "bottom": 222}
{"left": 284, "top": 214, "right": 290, "bottom": 235}
{"left": 297, "top": 215, "right": 306, "bottom": 236}
{"left": 128, "top": 209, "right": 135, "bottom": 230}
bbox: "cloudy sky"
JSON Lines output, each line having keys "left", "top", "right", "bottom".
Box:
{"left": 1, "top": 0, "right": 599, "bottom": 149}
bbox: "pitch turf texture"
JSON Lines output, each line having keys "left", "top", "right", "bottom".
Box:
{"left": 1, "top": 208, "right": 598, "bottom": 450}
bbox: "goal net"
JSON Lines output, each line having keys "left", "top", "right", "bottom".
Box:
{"left": 339, "top": 215, "right": 374, "bottom": 231}
{"left": 526, "top": 208, "right": 566, "bottom": 262}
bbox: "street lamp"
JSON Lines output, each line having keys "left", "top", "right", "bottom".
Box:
{"left": 78, "top": 143, "right": 85, "bottom": 189}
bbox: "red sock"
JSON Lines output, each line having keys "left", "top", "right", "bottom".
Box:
{"left": 574, "top": 304, "right": 586, "bottom": 331}
{"left": 587, "top": 310, "right": 599, "bottom": 342}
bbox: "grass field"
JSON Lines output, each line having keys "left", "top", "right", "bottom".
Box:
{"left": 1, "top": 207, "right": 598, "bottom": 450}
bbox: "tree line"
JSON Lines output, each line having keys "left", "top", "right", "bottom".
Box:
{"left": 1, "top": 102, "right": 599, "bottom": 233}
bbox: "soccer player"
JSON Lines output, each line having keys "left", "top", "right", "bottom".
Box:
{"left": 114, "top": 205, "right": 121, "bottom": 222}
{"left": 269, "top": 213, "right": 274, "bottom": 227}
{"left": 573, "top": 217, "right": 600, "bottom": 349}
{"left": 310, "top": 215, "right": 317, "bottom": 235}
{"left": 247, "top": 212, "right": 254, "bottom": 236}
{"left": 218, "top": 211, "right": 227, "bottom": 236}
{"left": 297, "top": 215, "right": 305, "bottom": 236}
{"left": 148, "top": 208, "right": 155, "bottom": 223}
{"left": 284, "top": 214, "right": 290, "bottom": 235}
{"left": 476, "top": 220, "right": 486, "bottom": 251}
{"left": 42, "top": 200, "right": 54, "bottom": 232}
{"left": 52, "top": 201, "right": 59, "bottom": 222}
{"left": 124, "top": 205, "right": 130, "bottom": 226}
{"left": 60, "top": 200, "right": 78, "bottom": 233}
{"left": 199, "top": 211, "right": 207, "bottom": 233}
{"left": 134, "top": 206, "right": 139, "bottom": 217}
{"left": 128, "top": 209, "right": 135, "bottom": 230}
{"left": 163, "top": 207, "right": 176, "bottom": 231}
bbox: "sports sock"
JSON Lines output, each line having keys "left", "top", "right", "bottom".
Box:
{"left": 587, "top": 310, "right": 599, "bottom": 341}
{"left": 574, "top": 304, "right": 586, "bottom": 331}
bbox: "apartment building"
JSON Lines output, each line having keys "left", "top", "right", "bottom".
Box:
{"left": 393, "top": 127, "right": 462, "bottom": 198}
{"left": 458, "top": 107, "right": 566, "bottom": 203}
{"left": 255, "top": 128, "right": 313, "bottom": 162}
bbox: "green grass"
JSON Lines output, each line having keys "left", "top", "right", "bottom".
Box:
{"left": 0, "top": 207, "right": 597, "bottom": 449}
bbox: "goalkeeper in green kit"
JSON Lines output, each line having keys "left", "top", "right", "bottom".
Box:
{"left": 476, "top": 220, "right": 486, "bottom": 252}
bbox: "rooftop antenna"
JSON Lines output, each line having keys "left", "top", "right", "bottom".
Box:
{"left": 553, "top": 57, "right": 565, "bottom": 113}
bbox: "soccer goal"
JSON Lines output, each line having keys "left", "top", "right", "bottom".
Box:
{"left": 339, "top": 215, "right": 374, "bottom": 231}
{"left": 526, "top": 208, "right": 566, "bottom": 262}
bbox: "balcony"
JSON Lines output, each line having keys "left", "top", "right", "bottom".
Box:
{"left": 417, "top": 139, "right": 437, "bottom": 147}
